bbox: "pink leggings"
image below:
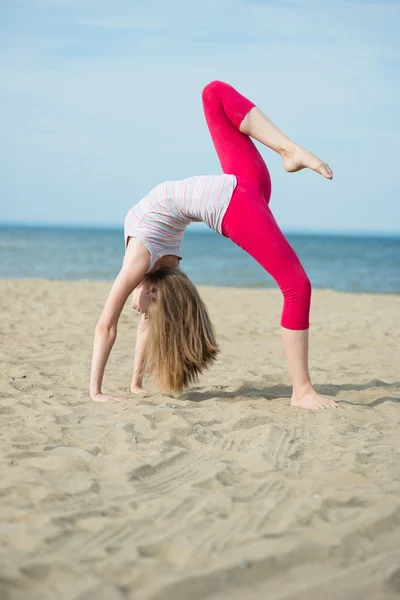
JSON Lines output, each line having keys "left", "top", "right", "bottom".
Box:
{"left": 202, "top": 80, "right": 311, "bottom": 330}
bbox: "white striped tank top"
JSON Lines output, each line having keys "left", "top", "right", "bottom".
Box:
{"left": 124, "top": 174, "right": 237, "bottom": 272}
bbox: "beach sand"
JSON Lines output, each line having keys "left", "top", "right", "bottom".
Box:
{"left": 1, "top": 279, "right": 399, "bottom": 600}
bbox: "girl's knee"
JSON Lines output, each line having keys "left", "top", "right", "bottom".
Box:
{"left": 282, "top": 272, "right": 312, "bottom": 305}
{"left": 202, "top": 80, "right": 228, "bottom": 103}
{"left": 281, "top": 273, "right": 311, "bottom": 330}
{"left": 298, "top": 273, "right": 312, "bottom": 302}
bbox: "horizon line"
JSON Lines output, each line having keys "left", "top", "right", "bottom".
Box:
{"left": 0, "top": 221, "right": 399, "bottom": 238}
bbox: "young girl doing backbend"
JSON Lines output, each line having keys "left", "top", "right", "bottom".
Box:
{"left": 90, "top": 80, "right": 338, "bottom": 410}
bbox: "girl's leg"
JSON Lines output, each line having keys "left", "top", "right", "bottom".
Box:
{"left": 240, "top": 107, "right": 333, "bottom": 179}
{"left": 203, "top": 80, "right": 336, "bottom": 409}
{"left": 281, "top": 327, "right": 336, "bottom": 409}
{"left": 203, "top": 80, "right": 332, "bottom": 180}
{"left": 202, "top": 80, "right": 272, "bottom": 201}
{"left": 222, "top": 187, "right": 337, "bottom": 410}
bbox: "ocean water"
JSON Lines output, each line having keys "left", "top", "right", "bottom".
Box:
{"left": 0, "top": 224, "right": 399, "bottom": 293}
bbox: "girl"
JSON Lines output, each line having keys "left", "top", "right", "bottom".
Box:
{"left": 90, "top": 80, "right": 338, "bottom": 410}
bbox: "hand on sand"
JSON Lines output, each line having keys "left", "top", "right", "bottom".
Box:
{"left": 91, "top": 393, "right": 123, "bottom": 403}
{"left": 130, "top": 385, "right": 151, "bottom": 395}
{"left": 291, "top": 388, "right": 338, "bottom": 410}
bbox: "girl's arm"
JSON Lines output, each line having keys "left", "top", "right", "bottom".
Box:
{"left": 90, "top": 245, "right": 150, "bottom": 402}
{"left": 130, "top": 314, "right": 150, "bottom": 393}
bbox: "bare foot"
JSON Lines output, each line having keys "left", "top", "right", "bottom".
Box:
{"left": 282, "top": 145, "right": 333, "bottom": 180}
{"left": 91, "top": 393, "right": 123, "bottom": 403}
{"left": 130, "top": 385, "right": 151, "bottom": 395}
{"left": 291, "top": 388, "right": 338, "bottom": 410}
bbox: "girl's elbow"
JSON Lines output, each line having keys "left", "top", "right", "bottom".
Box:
{"left": 96, "top": 320, "right": 117, "bottom": 337}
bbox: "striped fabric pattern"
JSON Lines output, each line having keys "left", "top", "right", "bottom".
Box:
{"left": 124, "top": 173, "right": 237, "bottom": 271}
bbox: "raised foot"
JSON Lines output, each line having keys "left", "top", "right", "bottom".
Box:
{"left": 291, "top": 388, "right": 338, "bottom": 410}
{"left": 282, "top": 146, "right": 333, "bottom": 180}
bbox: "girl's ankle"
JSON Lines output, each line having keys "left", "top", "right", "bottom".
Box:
{"left": 292, "top": 382, "right": 314, "bottom": 399}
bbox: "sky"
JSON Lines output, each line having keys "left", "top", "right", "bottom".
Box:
{"left": 0, "top": 0, "right": 399, "bottom": 234}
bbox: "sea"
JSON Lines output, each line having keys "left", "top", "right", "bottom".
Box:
{"left": 1, "top": 224, "right": 399, "bottom": 293}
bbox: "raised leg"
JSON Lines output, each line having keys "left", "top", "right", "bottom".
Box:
{"left": 240, "top": 106, "right": 333, "bottom": 179}
{"left": 202, "top": 80, "right": 272, "bottom": 201}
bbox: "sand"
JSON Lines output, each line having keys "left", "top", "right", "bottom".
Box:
{"left": 0, "top": 279, "right": 399, "bottom": 600}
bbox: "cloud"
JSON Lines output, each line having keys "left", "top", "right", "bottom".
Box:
{"left": 0, "top": 0, "right": 399, "bottom": 231}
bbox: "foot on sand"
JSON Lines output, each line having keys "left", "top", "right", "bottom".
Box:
{"left": 130, "top": 385, "right": 151, "bottom": 395}
{"left": 282, "top": 145, "right": 333, "bottom": 179}
{"left": 291, "top": 387, "right": 338, "bottom": 410}
{"left": 91, "top": 393, "right": 122, "bottom": 403}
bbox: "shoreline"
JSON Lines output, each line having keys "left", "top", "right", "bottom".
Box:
{"left": 1, "top": 277, "right": 399, "bottom": 295}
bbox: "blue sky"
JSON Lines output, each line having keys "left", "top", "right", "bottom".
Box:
{"left": 0, "top": 0, "right": 399, "bottom": 233}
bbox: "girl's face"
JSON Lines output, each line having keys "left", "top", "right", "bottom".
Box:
{"left": 132, "top": 280, "right": 156, "bottom": 315}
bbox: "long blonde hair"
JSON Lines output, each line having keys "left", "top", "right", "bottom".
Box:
{"left": 144, "top": 267, "right": 219, "bottom": 395}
